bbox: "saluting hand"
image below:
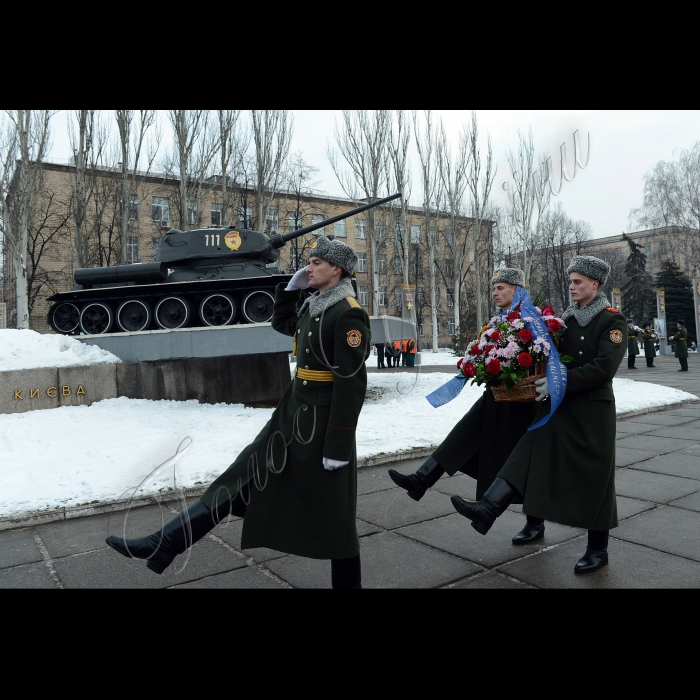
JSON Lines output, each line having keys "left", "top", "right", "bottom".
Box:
{"left": 285, "top": 267, "right": 310, "bottom": 291}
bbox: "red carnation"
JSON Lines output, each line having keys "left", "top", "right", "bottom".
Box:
{"left": 518, "top": 329, "right": 533, "bottom": 343}
{"left": 457, "top": 358, "right": 464, "bottom": 369}
{"left": 547, "top": 319, "right": 562, "bottom": 332}
{"left": 483, "top": 344, "right": 495, "bottom": 355}
{"left": 462, "top": 362, "right": 476, "bottom": 378}
{"left": 506, "top": 311, "right": 520, "bottom": 322}
{"left": 518, "top": 352, "right": 533, "bottom": 367}
{"left": 486, "top": 359, "right": 501, "bottom": 376}
{"left": 470, "top": 344, "right": 483, "bottom": 356}
{"left": 490, "top": 330, "right": 502, "bottom": 342}
{"left": 542, "top": 306, "right": 555, "bottom": 317}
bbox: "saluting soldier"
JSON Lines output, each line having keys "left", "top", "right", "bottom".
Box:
{"left": 641, "top": 322, "right": 658, "bottom": 367}
{"left": 669, "top": 319, "right": 689, "bottom": 371}
{"left": 106, "top": 235, "right": 371, "bottom": 588}
{"left": 626, "top": 318, "right": 640, "bottom": 369}
{"left": 388, "top": 268, "right": 542, "bottom": 544}
{"left": 450, "top": 255, "right": 627, "bottom": 574}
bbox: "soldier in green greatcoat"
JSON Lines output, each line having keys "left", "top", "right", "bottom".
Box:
{"left": 450, "top": 255, "right": 626, "bottom": 574}
{"left": 641, "top": 322, "right": 658, "bottom": 367}
{"left": 388, "top": 268, "right": 541, "bottom": 544}
{"left": 106, "top": 236, "right": 371, "bottom": 588}
{"left": 669, "top": 319, "right": 689, "bottom": 371}
{"left": 626, "top": 318, "right": 640, "bottom": 369}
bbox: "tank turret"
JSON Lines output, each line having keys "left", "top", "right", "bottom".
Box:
{"left": 46, "top": 193, "right": 401, "bottom": 335}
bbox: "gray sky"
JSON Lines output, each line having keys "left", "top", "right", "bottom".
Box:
{"left": 48, "top": 110, "right": 700, "bottom": 241}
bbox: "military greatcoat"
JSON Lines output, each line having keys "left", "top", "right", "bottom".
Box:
{"left": 498, "top": 306, "right": 627, "bottom": 530}
{"left": 674, "top": 325, "right": 688, "bottom": 359}
{"left": 200, "top": 282, "right": 371, "bottom": 560}
{"left": 627, "top": 326, "right": 640, "bottom": 356}
{"left": 642, "top": 328, "right": 658, "bottom": 358}
{"left": 432, "top": 390, "right": 536, "bottom": 502}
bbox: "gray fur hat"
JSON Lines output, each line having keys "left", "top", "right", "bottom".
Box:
{"left": 490, "top": 267, "right": 525, "bottom": 286}
{"left": 309, "top": 235, "right": 357, "bottom": 274}
{"left": 567, "top": 255, "right": 610, "bottom": 285}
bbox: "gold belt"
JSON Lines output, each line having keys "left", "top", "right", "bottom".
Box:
{"left": 295, "top": 367, "right": 335, "bottom": 382}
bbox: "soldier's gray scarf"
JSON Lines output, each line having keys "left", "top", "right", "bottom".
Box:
{"left": 562, "top": 291, "right": 611, "bottom": 328}
{"left": 298, "top": 278, "right": 356, "bottom": 318}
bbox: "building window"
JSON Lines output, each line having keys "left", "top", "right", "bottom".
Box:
{"left": 445, "top": 259, "right": 454, "bottom": 277}
{"left": 152, "top": 196, "right": 170, "bottom": 224}
{"left": 311, "top": 213, "right": 325, "bottom": 236}
{"left": 645, "top": 262, "right": 653, "bottom": 273}
{"left": 411, "top": 225, "right": 421, "bottom": 244}
{"left": 395, "top": 290, "right": 402, "bottom": 308}
{"left": 187, "top": 201, "right": 199, "bottom": 226}
{"left": 357, "top": 285, "right": 368, "bottom": 306}
{"left": 435, "top": 319, "right": 441, "bottom": 335}
{"left": 334, "top": 220, "right": 346, "bottom": 237}
{"left": 211, "top": 203, "right": 223, "bottom": 226}
{"left": 375, "top": 222, "right": 387, "bottom": 245}
{"left": 615, "top": 249, "right": 623, "bottom": 262}
{"left": 288, "top": 212, "right": 303, "bottom": 232}
{"left": 645, "top": 244, "right": 652, "bottom": 256}
{"left": 355, "top": 218, "right": 366, "bottom": 239}
{"left": 127, "top": 236, "right": 139, "bottom": 263}
{"left": 394, "top": 255, "right": 403, "bottom": 275}
{"left": 151, "top": 238, "right": 160, "bottom": 261}
{"left": 447, "top": 290, "right": 455, "bottom": 308}
{"left": 356, "top": 252, "right": 367, "bottom": 273}
{"left": 448, "top": 318, "right": 456, "bottom": 335}
{"left": 444, "top": 228, "right": 453, "bottom": 246}
{"left": 265, "top": 208, "right": 279, "bottom": 232}
{"left": 419, "top": 323, "right": 424, "bottom": 337}
{"left": 395, "top": 224, "right": 405, "bottom": 243}
{"left": 417, "top": 287, "right": 426, "bottom": 304}
{"left": 660, "top": 241, "right": 667, "bottom": 255}
{"left": 129, "top": 194, "right": 139, "bottom": 220}
{"left": 239, "top": 205, "right": 253, "bottom": 228}
{"left": 377, "top": 254, "right": 387, "bottom": 273}
{"left": 378, "top": 286, "right": 387, "bottom": 306}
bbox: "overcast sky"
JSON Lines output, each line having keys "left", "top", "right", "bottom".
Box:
{"left": 47, "top": 110, "right": 700, "bottom": 241}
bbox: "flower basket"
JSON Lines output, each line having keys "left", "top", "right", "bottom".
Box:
{"left": 491, "top": 370, "right": 546, "bottom": 402}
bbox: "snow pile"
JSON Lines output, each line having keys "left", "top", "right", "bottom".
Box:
{"left": 0, "top": 329, "right": 121, "bottom": 371}
{"left": 0, "top": 369, "right": 696, "bottom": 517}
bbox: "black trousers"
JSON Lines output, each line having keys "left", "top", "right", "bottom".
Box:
{"left": 628, "top": 354, "right": 636, "bottom": 368}
{"left": 679, "top": 357, "right": 689, "bottom": 371}
{"left": 646, "top": 356, "right": 655, "bottom": 367}
{"left": 331, "top": 554, "right": 361, "bottom": 589}
{"left": 588, "top": 529, "right": 609, "bottom": 550}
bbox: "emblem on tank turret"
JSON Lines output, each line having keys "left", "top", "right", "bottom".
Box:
{"left": 225, "top": 231, "right": 242, "bottom": 250}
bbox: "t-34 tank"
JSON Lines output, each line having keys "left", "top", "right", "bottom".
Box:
{"left": 47, "top": 193, "right": 401, "bottom": 335}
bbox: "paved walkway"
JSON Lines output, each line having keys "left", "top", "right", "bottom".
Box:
{"left": 3, "top": 355, "right": 700, "bottom": 589}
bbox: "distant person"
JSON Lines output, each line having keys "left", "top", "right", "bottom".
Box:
{"left": 641, "top": 322, "right": 657, "bottom": 367}
{"left": 374, "top": 342, "right": 386, "bottom": 368}
{"left": 393, "top": 340, "right": 402, "bottom": 366}
{"left": 669, "top": 319, "right": 689, "bottom": 371}
{"left": 400, "top": 339, "right": 408, "bottom": 367}
{"left": 626, "top": 318, "right": 640, "bottom": 369}
{"left": 385, "top": 341, "right": 397, "bottom": 367}
{"left": 406, "top": 338, "right": 416, "bottom": 367}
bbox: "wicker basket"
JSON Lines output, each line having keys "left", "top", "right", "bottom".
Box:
{"left": 491, "top": 371, "right": 546, "bottom": 403}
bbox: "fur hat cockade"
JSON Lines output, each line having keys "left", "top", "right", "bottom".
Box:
{"left": 308, "top": 235, "right": 358, "bottom": 275}
{"left": 567, "top": 255, "right": 610, "bottom": 285}
{"left": 490, "top": 267, "right": 525, "bottom": 286}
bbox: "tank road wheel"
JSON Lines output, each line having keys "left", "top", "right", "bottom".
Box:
{"left": 242, "top": 290, "right": 275, "bottom": 323}
{"left": 79, "top": 303, "right": 113, "bottom": 335}
{"left": 155, "top": 296, "right": 191, "bottom": 329}
{"left": 199, "top": 293, "right": 237, "bottom": 327}
{"left": 51, "top": 302, "right": 80, "bottom": 334}
{"left": 117, "top": 299, "right": 152, "bottom": 332}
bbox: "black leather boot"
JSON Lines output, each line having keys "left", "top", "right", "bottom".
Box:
{"left": 388, "top": 457, "right": 445, "bottom": 501}
{"left": 105, "top": 498, "right": 233, "bottom": 574}
{"left": 512, "top": 515, "right": 545, "bottom": 544}
{"left": 574, "top": 529, "right": 609, "bottom": 574}
{"left": 451, "top": 477, "right": 519, "bottom": 535}
{"left": 331, "top": 554, "right": 362, "bottom": 589}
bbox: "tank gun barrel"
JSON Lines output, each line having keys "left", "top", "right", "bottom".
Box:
{"left": 271, "top": 193, "right": 402, "bottom": 248}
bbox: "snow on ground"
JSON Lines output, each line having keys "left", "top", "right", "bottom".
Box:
{"left": 0, "top": 361, "right": 697, "bottom": 517}
{"left": 0, "top": 329, "right": 121, "bottom": 370}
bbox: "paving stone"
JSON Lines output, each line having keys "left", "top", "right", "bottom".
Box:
{"left": 357, "top": 471, "right": 398, "bottom": 496}
{"left": 37, "top": 504, "right": 173, "bottom": 558}
{"left": 212, "top": 519, "right": 287, "bottom": 563}
{"left": 356, "top": 519, "right": 381, "bottom": 537}
{"left": 395, "top": 510, "right": 582, "bottom": 568}
{"left": 667, "top": 407, "right": 700, "bottom": 417}
{"left": 615, "top": 468, "right": 700, "bottom": 503}
{"left": 0, "top": 529, "right": 43, "bottom": 568}
{"left": 168, "top": 566, "right": 288, "bottom": 589}
{"left": 447, "top": 571, "right": 533, "bottom": 589}
{"left": 54, "top": 536, "right": 244, "bottom": 588}
{"left": 669, "top": 491, "right": 700, "bottom": 512}
{"left": 263, "top": 555, "right": 330, "bottom": 588}
{"left": 361, "top": 458, "right": 426, "bottom": 480}
{"left": 616, "top": 434, "right": 699, "bottom": 454}
{"left": 613, "top": 505, "right": 700, "bottom": 562}
{"left": 646, "top": 426, "right": 700, "bottom": 442}
{"left": 622, "top": 413, "right": 699, "bottom": 427}
{"left": 616, "top": 422, "right": 659, "bottom": 435}
{"left": 356, "top": 487, "right": 455, "bottom": 530}
{"left": 431, "top": 474, "right": 477, "bottom": 500}
{"left": 615, "top": 446, "right": 655, "bottom": 467}
{"left": 498, "top": 537, "right": 700, "bottom": 589}
{"left": 616, "top": 495, "right": 657, "bottom": 520}
{"left": 0, "top": 562, "right": 57, "bottom": 589}
{"left": 627, "top": 453, "right": 700, "bottom": 481}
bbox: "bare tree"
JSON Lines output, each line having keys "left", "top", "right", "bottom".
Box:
{"left": 216, "top": 110, "right": 247, "bottom": 227}
{"left": 0, "top": 110, "right": 54, "bottom": 328}
{"left": 328, "top": 110, "right": 391, "bottom": 313}
{"left": 251, "top": 110, "right": 293, "bottom": 232}
{"left": 115, "top": 110, "right": 160, "bottom": 263}
{"left": 388, "top": 110, "right": 412, "bottom": 286}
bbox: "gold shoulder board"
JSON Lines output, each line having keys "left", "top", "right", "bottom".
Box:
{"left": 346, "top": 296, "right": 361, "bottom": 309}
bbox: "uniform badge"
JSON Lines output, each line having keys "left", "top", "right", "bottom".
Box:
{"left": 346, "top": 330, "right": 362, "bottom": 347}
{"left": 311, "top": 240, "right": 318, "bottom": 249}
{"left": 225, "top": 231, "right": 242, "bottom": 250}
{"left": 610, "top": 329, "right": 623, "bottom": 344}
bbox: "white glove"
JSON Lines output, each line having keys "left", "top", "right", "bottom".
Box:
{"left": 668, "top": 335, "right": 675, "bottom": 341}
{"left": 285, "top": 267, "right": 310, "bottom": 291}
{"left": 323, "top": 457, "right": 348, "bottom": 471}
{"left": 535, "top": 377, "right": 550, "bottom": 402}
